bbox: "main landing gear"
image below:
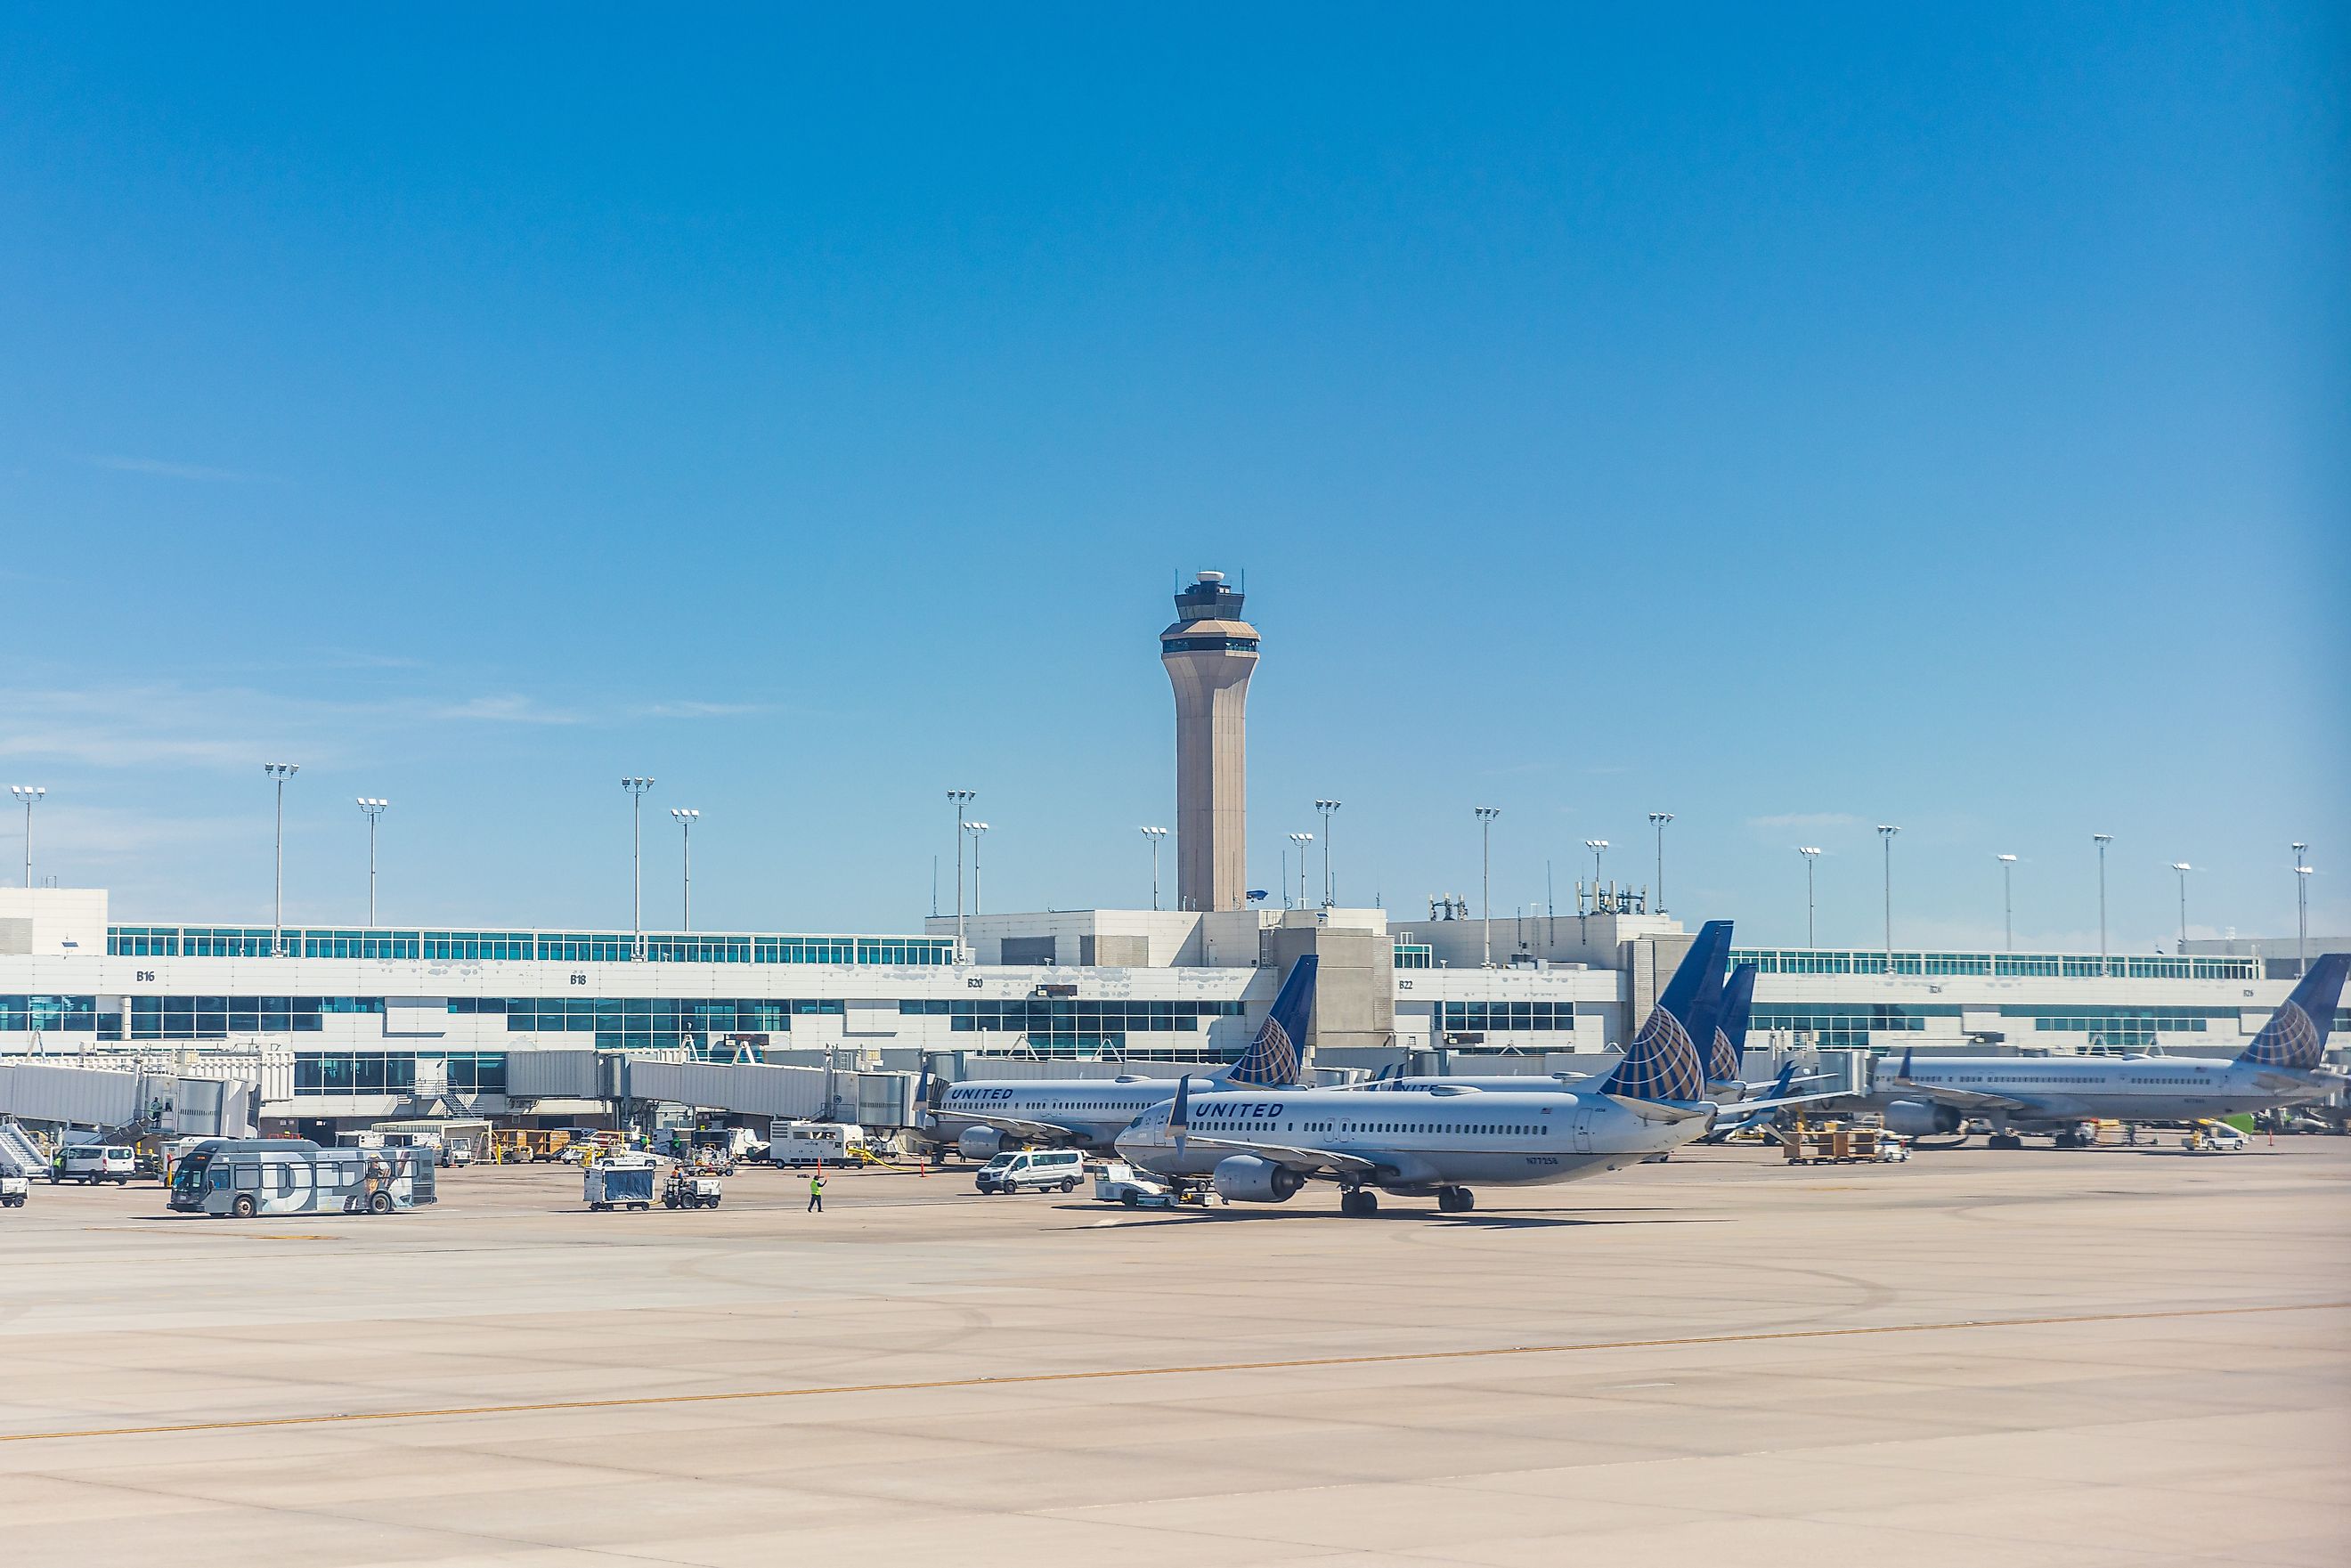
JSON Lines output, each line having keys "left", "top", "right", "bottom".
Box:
{"left": 1989, "top": 1133, "right": 2025, "bottom": 1150}
{"left": 1436, "top": 1186, "right": 1476, "bottom": 1214}
{"left": 1338, "top": 1188, "right": 1379, "bottom": 1217}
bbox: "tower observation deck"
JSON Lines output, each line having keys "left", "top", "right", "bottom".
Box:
{"left": 1159, "top": 571, "right": 1260, "bottom": 913}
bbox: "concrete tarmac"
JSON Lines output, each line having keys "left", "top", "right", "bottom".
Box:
{"left": 1, "top": 1141, "right": 2345, "bottom": 1565}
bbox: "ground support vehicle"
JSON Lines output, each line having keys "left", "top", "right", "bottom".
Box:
{"left": 1, "top": 1169, "right": 28, "bottom": 1208}
{"left": 492, "top": 1129, "right": 572, "bottom": 1163}
{"left": 168, "top": 1140, "right": 435, "bottom": 1218}
{"left": 584, "top": 1155, "right": 657, "bottom": 1210}
{"left": 769, "top": 1121, "right": 866, "bottom": 1166}
{"left": 662, "top": 1166, "right": 724, "bottom": 1209}
{"left": 1093, "top": 1161, "right": 1179, "bottom": 1208}
{"left": 2184, "top": 1120, "right": 2249, "bottom": 1153}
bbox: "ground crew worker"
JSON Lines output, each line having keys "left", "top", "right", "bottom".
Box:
{"left": 807, "top": 1168, "right": 826, "bottom": 1213}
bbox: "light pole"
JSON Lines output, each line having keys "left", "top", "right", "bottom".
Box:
{"left": 2094, "top": 833, "right": 2113, "bottom": 974}
{"left": 1996, "top": 853, "right": 2017, "bottom": 952}
{"left": 1797, "top": 847, "right": 1821, "bottom": 946}
{"left": 355, "top": 798, "right": 388, "bottom": 925}
{"left": 947, "top": 789, "right": 976, "bottom": 960}
{"left": 1647, "top": 812, "right": 1672, "bottom": 913}
{"left": 1877, "top": 825, "right": 1900, "bottom": 971}
{"left": 1288, "top": 833, "right": 1314, "bottom": 910}
{"left": 1475, "top": 807, "right": 1501, "bottom": 966}
{"left": 263, "top": 764, "right": 299, "bottom": 955}
{"left": 1584, "top": 839, "right": 1609, "bottom": 900}
{"left": 10, "top": 784, "right": 44, "bottom": 890}
{"left": 1314, "top": 800, "right": 1341, "bottom": 906}
{"left": 671, "top": 808, "right": 699, "bottom": 930}
{"left": 2293, "top": 847, "right": 2312, "bottom": 978}
{"left": 1140, "top": 826, "right": 1167, "bottom": 911}
{"left": 964, "top": 822, "right": 989, "bottom": 914}
{"left": 621, "top": 777, "right": 655, "bottom": 959}
{"left": 2170, "top": 862, "right": 2192, "bottom": 951}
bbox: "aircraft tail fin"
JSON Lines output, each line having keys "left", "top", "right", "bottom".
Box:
{"left": 1601, "top": 920, "right": 1728, "bottom": 1103}
{"left": 2237, "top": 953, "right": 2349, "bottom": 1071}
{"left": 1710, "top": 963, "right": 1758, "bottom": 1083}
{"left": 1224, "top": 955, "right": 1316, "bottom": 1087}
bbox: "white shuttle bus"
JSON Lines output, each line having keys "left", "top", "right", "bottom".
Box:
{"left": 167, "top": 1139, "right": 436, "bottom": 1218}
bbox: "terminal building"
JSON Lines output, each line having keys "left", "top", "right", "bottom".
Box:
{"left": 3, "top": 884, "right": 2339, "bottom": 1140}
{"left": 3, "top": 570, "right": 2341, "bottom": 1137}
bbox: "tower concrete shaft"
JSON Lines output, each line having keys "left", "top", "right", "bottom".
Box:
{"left": 1160, "top": 571, "right": 1259, "bottom": 913}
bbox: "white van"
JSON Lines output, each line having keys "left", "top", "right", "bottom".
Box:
{"left": 53, "top": 1145, "right": 135, "bottom": 1185}
{"left": 975, "top": 1148, "right": 1086, "bottom": 1195}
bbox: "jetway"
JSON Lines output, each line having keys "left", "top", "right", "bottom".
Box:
{"left": 0, "top": 1059, "right": 258, "bottom": 1136}
{"left": 622, "top": 1057, "right": 922, "bottom": 1128}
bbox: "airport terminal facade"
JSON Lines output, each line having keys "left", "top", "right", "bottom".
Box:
{"left": 2, "top": 885, "right": 2337, "bottom": 1133}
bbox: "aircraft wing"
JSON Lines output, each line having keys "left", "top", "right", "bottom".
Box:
{"left": 1604, "top": 1094, "right": 1712, "bottom": 1125}
{"left": 1883, "top": 1080, "right": 2032, "bottom": 1114}
{"left": 956, "top": 1112, "right": 1086, "bottom": 1143}
{"left": 1176, "top": 1132, "right": 1383, "bottom": 1181}
{"left": 1719, "top": 1087, "right": 1847, "bottom": 1118}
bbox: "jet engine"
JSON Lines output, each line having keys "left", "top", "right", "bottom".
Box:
{"left": 957, "top": 1126, "right": 1011, "bottom": 1160}
{"left": 1210, "top": 1154, "right": 1306, "bottom": 1204}
{"left": 1883, "top": 1099, "right": 1965, "bottom": 1138}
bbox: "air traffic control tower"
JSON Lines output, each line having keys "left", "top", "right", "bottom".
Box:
{"left": 1160, "top": 571, "right": 1259, "bottom": 912}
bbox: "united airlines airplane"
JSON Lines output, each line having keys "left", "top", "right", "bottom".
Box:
{"left": 1115, "top": 921, "right": 1821, "bottom": 1215}
{"left": 1348, "top": 955, "right": 1769, "bottom": 1100}
{"left": 1875, "top": 953, "right": 2348, "bottom": 1148}
{"left": 927, "top": 956, "right": 1315, "bottom": 1158}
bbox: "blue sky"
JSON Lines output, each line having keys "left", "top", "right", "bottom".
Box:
{"left": 2, "top": 4, "right": 2343, "bottom": 951}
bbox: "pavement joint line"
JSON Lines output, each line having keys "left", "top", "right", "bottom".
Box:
{"left": 4, "top": 1299, "right": 2340, "bottom": 1447}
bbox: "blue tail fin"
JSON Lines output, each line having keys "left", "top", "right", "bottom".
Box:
{"left": 2237, "top": 954, "right": 2349, "bottom": 1070}
{"left": 1226, "top": 955, "right": 1316, "bottom": 1087}
{"left": 1710, "top": 963, "right": 1758, "bottom": 1083}
{"left": 1603, "top": 921, "right": 1729, "bottom": 1102}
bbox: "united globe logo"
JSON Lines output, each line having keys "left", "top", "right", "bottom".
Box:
{"left": 2245, "top": 1002, "right": 2321, "bottom": 1070}
{"left": 1614, "top": 1005, "right": 1704, "bottom": 1101}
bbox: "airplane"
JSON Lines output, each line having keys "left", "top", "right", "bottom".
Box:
{"left": 925, "top": 956, "right": 1317, "bottom": 1159}
{"left": 1706, "top": 962, "right": 1760, "bottom": 1096}
{"left": 1696, "top": 1061, "right": 1800, "bottom": 1144}
{"left": 1345, "top": 953, "right": 1773, "bottom": 1101}
{"left": 1874, "top": 952, "right": 2348, "bottom": 1149}
{"left": 1113, "top": 920, "right": 1826, "bottom": 1215}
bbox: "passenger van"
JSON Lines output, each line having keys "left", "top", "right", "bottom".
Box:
{"left": 167, "top": 1139, "right": 436, "bottom": 1218}
{"left": 53, "top": 1145, "right": 135, "bottom": 1185}
{"left": 974, "top": 1148, "right": 1086, "bottom": 1194}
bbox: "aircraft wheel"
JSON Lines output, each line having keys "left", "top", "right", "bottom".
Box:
{"left": 1340, "top": 1189, "right": 1379, "bottom": 1217}
{"left": 231, "top": 1194, "right": 257, "bottom": 1219}
{"left": 1437, "top": 1186, "right": 1475, "bottom": 1213}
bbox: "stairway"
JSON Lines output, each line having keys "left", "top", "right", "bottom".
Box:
{"left": 0, "top": 1120, "right": 46, "bottom": 1175}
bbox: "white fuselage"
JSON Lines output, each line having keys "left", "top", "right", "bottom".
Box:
{"left": 1115, "top": 1085, "right": 1699, "bottom": 1194}
{"left": 932, "top": 1077, "right": 1200, "bottom": 1151}
{"left": 1877, "top": 1055, "right": 2336, "bottom": 1125}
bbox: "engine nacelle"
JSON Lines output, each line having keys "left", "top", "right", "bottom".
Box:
{"left": 1883, "top": 1099, "right": 1965, "bottom": 1138}
{"left": 957, "top": 1126, "right": 1011, "bottom": 1160}
{"left": 1210, "top": 1154, "right": 1306, "bottom": 1204}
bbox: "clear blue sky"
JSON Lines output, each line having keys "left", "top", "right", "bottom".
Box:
{"left": 3, "top": 4, "right": 2343, "bottom": 951}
